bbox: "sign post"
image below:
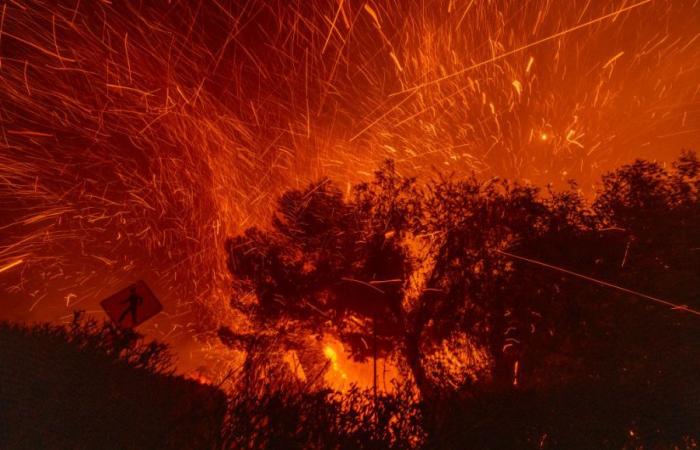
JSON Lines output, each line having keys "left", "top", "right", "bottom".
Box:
{"left": 100, "top": 280, "right": 162, "bottom": 328}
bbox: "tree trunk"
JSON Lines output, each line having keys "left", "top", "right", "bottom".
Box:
{"left": 489, "top": 312, "right": 515, "bottom": 389}
{"left": 404, "top": 331, "right": 433, "bottom": 400}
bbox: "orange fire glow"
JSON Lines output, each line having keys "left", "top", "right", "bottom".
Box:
{"left": 321, "top": 337, "right": 400, "bottom": 391}
{"left": 0, "top": 1, "right": 698, "bottom": 379}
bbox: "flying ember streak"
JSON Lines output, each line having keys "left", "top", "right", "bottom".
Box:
{"left": 0, "top": 1, "right": 698, "bottom": 374}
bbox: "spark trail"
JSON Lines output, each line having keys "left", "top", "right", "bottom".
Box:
{"left": 497, "top": 250, "right": 700, "bottom": 317}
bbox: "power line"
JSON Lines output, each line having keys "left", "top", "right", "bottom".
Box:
{"left": 496, "top": 249, "right": 700, "bottom": 317}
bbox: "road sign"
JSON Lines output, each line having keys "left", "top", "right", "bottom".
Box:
{"left": 100, "top": 280, "right": 162, "bottom": 328}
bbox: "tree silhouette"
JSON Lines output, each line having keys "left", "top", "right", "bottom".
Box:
{"left": 226, "top": 163, "right": 421, "bottom": 386}
{"left": 226, "top": 161, "right": 579, "bottom": 396}
{"left": 226, "top": 152, "right": 700, "bottom": 407}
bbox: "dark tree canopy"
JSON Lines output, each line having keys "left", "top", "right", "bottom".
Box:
{"left": 227, "top": 163, "right": 421, "bottom": 363}
{"left": 226, "top": 152, "right": 700, "bottom": 401}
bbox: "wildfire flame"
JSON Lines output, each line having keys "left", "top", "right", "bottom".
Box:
{"left": 324, "top": 345, "right": 349, "bottom": 382}
{"left": 0, "top": 0, "right": 697, "bottom": 377}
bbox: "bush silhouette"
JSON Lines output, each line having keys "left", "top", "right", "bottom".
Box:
{"left": 0, "top": 312, "right": 225, "bottom": 450}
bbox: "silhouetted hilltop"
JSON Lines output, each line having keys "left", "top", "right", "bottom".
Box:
{"left": 0, "top": 317, "right": 225, "bottom": 450}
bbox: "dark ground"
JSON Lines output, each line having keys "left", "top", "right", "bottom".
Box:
{"left": 0, "top": 320, "right": 226, "bottom": 450}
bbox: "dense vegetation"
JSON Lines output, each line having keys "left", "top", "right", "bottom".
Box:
{"left": 0, "top": 314, "right": 225, "bottom": 450}
{"left": 3, "top": 152, "right": 699, "bottom": 449}
{"left": 224, "top": 151, "right": 700, "bottom": 448}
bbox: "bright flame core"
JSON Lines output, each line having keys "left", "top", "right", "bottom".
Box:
{"left": 324, "top": 345, "right": 348, "bottom": 381}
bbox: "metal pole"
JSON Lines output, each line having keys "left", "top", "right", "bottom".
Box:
{"left": 373, "top": 313, "right": 378, "bottom": 427}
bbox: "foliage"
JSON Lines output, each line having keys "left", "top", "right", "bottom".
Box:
{"left": 221, "top": 381, "right": 424, "bottom": 450}
{"left": 1, "top": 310, "right": 173, "bottom": 375}
{"left": 0, "top": 314, "right": 228, "bottom": 450}
{"left": 4, "top": 152, "right": 700, "bottom": 448}
{"left": 220, "top": 151, "right": 700, "bottom": 448}
{"left": 226, "top": 152, "right": 700, "bottom": 400}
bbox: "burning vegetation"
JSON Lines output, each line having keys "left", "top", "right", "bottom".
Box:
{"left": 215, "top": 153, "right": 700, "bottom": 447}
{"left": 4, "top": 153, "right": 699, "bottom": 448}
{"left": 1, "top": 0, "right": 699, "bottom": 447}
